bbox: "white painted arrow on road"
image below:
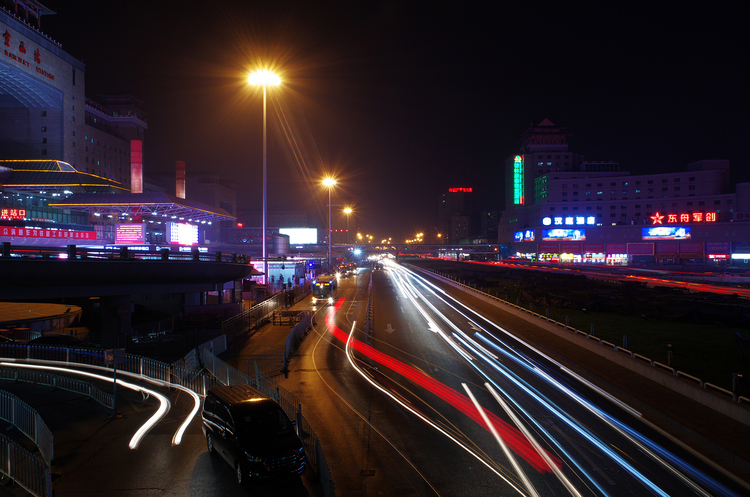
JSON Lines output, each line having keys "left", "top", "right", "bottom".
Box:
{"left": 385, "top": 323, "right": 396, "bottom": 334}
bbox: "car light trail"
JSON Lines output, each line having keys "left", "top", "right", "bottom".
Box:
{"left": 0, "top": 361, "right": 170, "bottom": 450}
{"left": 484, "top": 382, "right": 583, "bottom": 497}
{"left": 462, "top": 383, "right": 540, "bottom": 497}
{"left": 0, "top": 359, "right": 200, "bottom": 448}
{"left": 392, "top": 263, "right": 724, "bottom": 495}
{"left": 454, "top": 338, "right": 672, "bottom": 497}
{"left": 342, "top": 321, "right": 528, "bottom": 496}
{"left": 325, "top": 300, "right": 560, "bottom": 473}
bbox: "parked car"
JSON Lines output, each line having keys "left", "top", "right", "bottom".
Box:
{"left": 202, "top": 384, "right": 306, "bottom": 485}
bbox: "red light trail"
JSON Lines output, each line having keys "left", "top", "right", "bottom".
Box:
{"left": 325, "top": 299, "right": 562, "bottom": 473}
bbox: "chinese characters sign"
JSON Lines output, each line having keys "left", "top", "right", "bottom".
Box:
{"left": 1, "top": 227, "right": 95, "bottom": 239}
{"left": 513, "top": 155, "right": 524, "bottom": 205}
{"left": 650, "top": 211, "right": 716, "bottom": 225}
{"left": 542, "top": 216, "right": 596, "bottom": 226}
{"left": 1, "top": 208, "right": 27, "bottom": 220}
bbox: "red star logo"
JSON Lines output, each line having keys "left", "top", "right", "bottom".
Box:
{"left": 650, "top": 212, "right": 664, "bottom": 225}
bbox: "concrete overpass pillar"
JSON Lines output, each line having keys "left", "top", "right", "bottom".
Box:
{"left": 100, "top": 295, "right": 132, "bottom": 349}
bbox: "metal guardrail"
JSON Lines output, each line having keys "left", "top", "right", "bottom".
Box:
{"left": 0, "top": 390, "right": 53, "bottom": 466}
{"left": 415, "top": 265, "right": 750, "bottom": 405}
{"left": 0, "top": 432, "right": 52, "bottom": 497}
{"left": 0, "top": 242, "right": 251, "bottom": 264}
{"left": 0, "top": 367, "right": 114, "bottom": 409}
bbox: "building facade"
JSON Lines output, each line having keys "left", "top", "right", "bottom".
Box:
{"left": 500, "top": 120, "right": 750, "bottom": 265}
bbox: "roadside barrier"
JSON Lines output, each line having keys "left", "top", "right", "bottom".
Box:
{"left": 0, "top": 391, "right": 53, "bottom": 497}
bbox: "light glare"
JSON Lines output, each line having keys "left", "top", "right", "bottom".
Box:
{"left": 248, "top": 69, "right": 281, "bottom": 86}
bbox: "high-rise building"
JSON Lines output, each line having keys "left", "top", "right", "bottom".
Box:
{"left": 438, "top": 187, "right": 474, "bottom": 244}
{"left": 499, "top": 120, "right": 750, "bottom": 266}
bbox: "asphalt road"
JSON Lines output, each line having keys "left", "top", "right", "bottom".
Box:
{"left": 270, "top": 262, "right": 750, "bottom": 496}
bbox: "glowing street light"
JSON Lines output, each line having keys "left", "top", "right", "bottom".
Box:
{"left": 248, "top": 69, "right": 281, "bottom": 285}
{"left": 343, "top": 207, "right": 353, "bottom": 244}
{"left": 323, "top": 178, "right": 336, "bottom": 270}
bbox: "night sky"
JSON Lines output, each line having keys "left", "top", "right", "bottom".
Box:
{"left": 41, "top": 1, "right": 746, "bottom": 242}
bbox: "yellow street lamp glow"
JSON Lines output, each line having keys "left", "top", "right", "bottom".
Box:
{"left": 343, "top": 207, "right": 353, "bottom": 214}
{"left": 248, "top": 70, "right": 281, "bottom": 86}
{"left": 323, "top": 178, "right": 336, "bottom": 187}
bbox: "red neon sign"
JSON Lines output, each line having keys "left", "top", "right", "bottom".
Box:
{"left": 650, "top": 211, "right": 716, "bottom": 225}
{"left": 448, "top": 188, "right": 473, "bottom": 193}
{"left": 0, "top": 208, "right": 27, "bottom": 220}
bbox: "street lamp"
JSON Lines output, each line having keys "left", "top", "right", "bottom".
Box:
{"left": 343, "top": 207, "right": 353, "bottom": 244}
{"left": 248, "top": 69, "right": 281, "bottom": 286}
{"left": 323, "top": 177, "right": 336, "bottom": 271}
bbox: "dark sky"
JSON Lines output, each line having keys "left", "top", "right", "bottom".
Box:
{"left": 41, "top": 1, "right": 746, "bottom": 241}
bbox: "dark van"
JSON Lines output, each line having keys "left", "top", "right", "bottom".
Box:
{"left": 202, "top": 384, "right": 306, "bottom": 485}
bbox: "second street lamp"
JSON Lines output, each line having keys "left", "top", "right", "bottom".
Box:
{"left": 343, "top": 207, "right": 353, "bottom": 245}
{"left": 323, "top": 178, "right": 336, "bottom": 271}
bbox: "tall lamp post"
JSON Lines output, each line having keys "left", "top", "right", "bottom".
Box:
{"left": 343, "top": 207, "right": 353, "bottom": 245}
{"left": 248, "top": 69, "right": 280, "bottom": 285}
{"left": 323, "top": 178, "right": 336, "bottom": 271}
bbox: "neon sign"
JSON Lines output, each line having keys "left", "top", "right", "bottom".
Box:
{"left": 513, "top": 155, "right": 524, "bottom": 205}
{"left": 448, "top": 188, "right": 473, "bottom": 193}
{"left": 650, "top": 211, "right": 717, "bottom": 225}
{"left": 543, "top": 216, "right": 596, "bottom": 226}
{"left": 1, "top": 208, "right": 27, "bottom": 220}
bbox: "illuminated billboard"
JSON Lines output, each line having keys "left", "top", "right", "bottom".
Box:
{"left": 542, "top": 228, "right": 586, "bottom": 241}
{"left": 279, "top": 228, "right": 318, "bottom": 245}
{"left": 514, "top": 231, "right": 524, "bottom": 242}
{"left": 642, "top": 226, "right": 691, "bottom": 240}
{"left": 167, "top": 222, "right": 199, "bottom": 245}
{"left": 115, "top": 224, "right": 146, "bottom": 244}
{"left": 513, "top": 155, "right": 524, "bottom": 205}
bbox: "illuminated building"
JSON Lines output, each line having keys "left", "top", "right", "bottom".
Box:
{"left": 500, "top": 120, "right": 750, "bottom": 266}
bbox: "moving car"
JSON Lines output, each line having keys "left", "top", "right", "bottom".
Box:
{"left": 202, "top": 384, "right": 306, "bottom": 485}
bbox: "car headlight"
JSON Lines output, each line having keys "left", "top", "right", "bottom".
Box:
{"left": 246, "top": 453, "right": 263, "bottom": 463}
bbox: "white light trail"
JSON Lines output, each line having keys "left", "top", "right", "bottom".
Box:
{"left": 1, "top": 361, "right": 170, "bottom": 450}
{"left": 342, "top": 322, "right": 527, "bottom": 496}
{"left": 462, "top": 383, "right": 540, "bottom": 497}
{"left": 484, "top": 382, "right": 582, "bottom": 497}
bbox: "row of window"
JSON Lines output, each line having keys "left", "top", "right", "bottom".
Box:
{"left": 561, "top": 178, "right": 696, "bottom": 188}
{"left": 550, "top": 199, "right": 732, "bottom": 211}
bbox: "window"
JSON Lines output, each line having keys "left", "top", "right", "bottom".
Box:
{"left": 610, "top": 190, "right": 616, "bottom": 195}
{"left": 41, "top": 126, "right": 47, "bottom": 132}
{"left": 689, "top": 185, "right": 696, "bottom": 190}
{"left": 597, "top": 191, "right": 603, "bottom": 195}
{"left": 41, "top": 138, "right": 47, "bottom": 143}
{"left": 647, "top": 180, "right": 653, "bottom": 184}
{"left": 597, "top": 183, "right": 603, "bottom": 187}
{"left": 610, "top": 182, "right": 616, "bottom": 186}
{"left": 586, "top": 183, "right": 591, "bottom": 187}
{"left": 662, "top": 179, "right": 668, "bottom": 183}
{"left": 687, "top": 202, "right": 693, "bottom": 206}
{"left": 636, "top": 181, "right": 641, "bottom": 185}
{"left": 635, "top": 189, "right": 641, "bottom": 194}
{"left": 674, "top": 178, "right": 680, "bottom": 183}
{"left": 662, "top": 187, "right": 668, "bottom": 191}
{"left": 727, "top": 199, "right": 734, "bottom": 205}
{"left": 622, "top": 190, "right": 628, "bottom": 194}
{"left": 41, "top": 149, "right": 47, "bottom": 155}
{"left": 674, "top": 186, "right": 680, "bottom": 191}
{"left": 689, "top": 177, "right": 695, "bottom": 181}
{"left": 699, "top": 201, "right": 705, "bottom": 206}
{"left": 647, "top": 188, "right": 654, "bottom": 193}
{"left": 714, "top": 200, "right": 721, "bottom": 205}
{"left": 41, "top": 111, "right": 47, "bottom": 117}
